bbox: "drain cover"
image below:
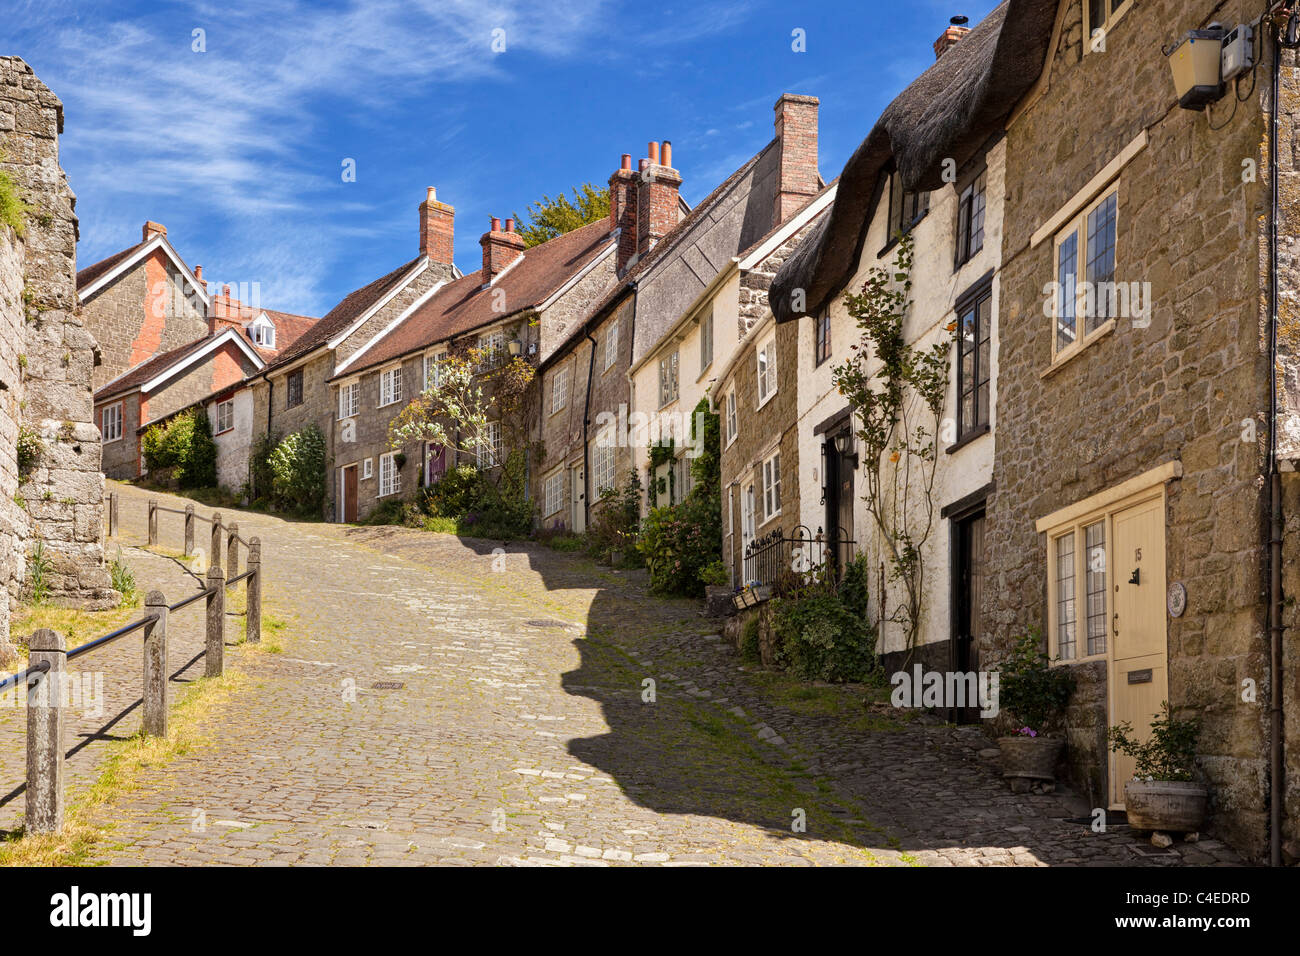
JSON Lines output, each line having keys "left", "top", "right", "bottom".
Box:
{"left": 371, "top": 680, "right": 405, "bottom": 690}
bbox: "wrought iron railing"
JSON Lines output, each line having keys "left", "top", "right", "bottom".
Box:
{"left": 738, "top": 525, "right": 855, "bottom": 604}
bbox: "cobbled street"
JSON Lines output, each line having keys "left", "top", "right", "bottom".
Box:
{"left": 2, "top": 483, "right": 1244, "bottom": 866}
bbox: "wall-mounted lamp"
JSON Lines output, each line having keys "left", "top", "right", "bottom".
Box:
{"left": 507, "top": 337, "right": 523, "bottom": 357}
{"left": 1165, "top": 24, "right": 1226, "bottom": 109}
{"left": 834, "top": 431, "right": 860, "bottom": 469}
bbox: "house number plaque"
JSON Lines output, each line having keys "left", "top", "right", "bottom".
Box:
{"left": 1167, "top": 582, "right": 1187, "bottom": 618}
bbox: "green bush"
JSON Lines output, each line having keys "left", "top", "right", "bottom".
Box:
{"left": 16, "top": 424, "right": 41, "bottom": 483}
{"left": 739, "top": 616, "right": 761, "bottom": 664}
{"left": 1108, "top": 702, "right": 1200, "bottom": 782}
{"left": 268, "top": 424, "right": 326, "bottom": 515}
{"left": 997, "top": 629, "right": 1076, "bottom": 735}
{"left": 768, "top": 556, "right": 880, "bottom": 683}
{"left": 587, "top": 470, "right": 642, "bottom": 560}
{"left": 0, "top": 165, "right": 27, "bottom": 236}
{"left": 141, "top": 409, "right": 216, "bottom": 489}
{"left": 420, "top": 447, "right": 532, "bottom": 538}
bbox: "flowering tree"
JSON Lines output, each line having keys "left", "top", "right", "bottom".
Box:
{"left": 386, "top": 346, "right": 533, "bottom": 471}
{"left": 831, "top": 233, "right": 951, "bottom": 660}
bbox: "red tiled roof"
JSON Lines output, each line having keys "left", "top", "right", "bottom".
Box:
{"left": 209, "top": 292, "right": 318, "bottom": 355}
{"left": 94, "top": 334, "right": 223, "bottom": 402}
{"left": 76, "top": 240, "right": 148, "bottom": 290}
{"left": 338, "top": 221, "right": 615, "bottom": 379}
{"left": 262, "top": 257, "right": 424, "bottom": 373}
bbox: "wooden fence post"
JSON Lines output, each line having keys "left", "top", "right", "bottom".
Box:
{"left": 227, "top": 522, "right": 240, "bottom": 581}
{"left": 210, "top": 511, "right": 223, "bottom": 565}
{"left": 142, "top": 591, "right": 169, "bottom": 737}
{"left": 108, "top": 492, "right": 118, "bottom": 538}
{"left": 25, "top": 628, "right": 66, "bottom": 834}
{"left": 184, "top": 504, "right": 195, "bottom": 557}
{"left": 246, "top": 538, "right": 262, "bottom": 644}
{"left": 148, "top": 499, "right": 158, "bottom": 546}
{"left": 205, "top": 565, "right": 225, "bottom": 678}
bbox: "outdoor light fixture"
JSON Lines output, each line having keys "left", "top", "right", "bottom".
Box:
{"left": 834, "top": 431, "right": 860, "bottom": 469}
{"left": 1165, "top": 24, "right": 1227, "bottom": 109}
{"left": 507, "top": 337, "right": 523, "bottom": 357}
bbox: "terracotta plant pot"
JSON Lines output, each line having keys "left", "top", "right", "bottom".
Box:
{"left": 1123, "top": 780, "right": 1208, "bottom": 833}
{"left": 998, "top": 735, "right": 1065, "bottom": 782}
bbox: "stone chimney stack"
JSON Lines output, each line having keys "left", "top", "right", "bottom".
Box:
{"left": 480, "top": 216, "right": 526, "bottom": 282}
{"left": 636, "top": 140, "right": 682, "bottom": 258}
{"left": 419, "top": 186, "right": 455, "bottom": 270}
{"left": 142, "top": 221, "right": 167, "bottom": 241}
{"left": 934, "top": 16, "right": 971, "bottom": 58}
{"left": 609, "top": 152, "right": 640, "bottom": 276}
{"left": 773, "top": 93, "right": 820, "bottom": 225}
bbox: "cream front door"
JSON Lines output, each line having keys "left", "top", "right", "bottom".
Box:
{"left": 570, "top": 464, "right": 586, "bottom": 534}
{"left": 1108, "top": 496, "right": 1169, "bottom": 808}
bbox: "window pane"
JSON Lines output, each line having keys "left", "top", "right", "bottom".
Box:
{"left": 1085, "top": 521, "right": 1107, "bottom": 656}
{"left": 1056, "top": 532, "right": 1077, "bottom": 660}
{"left": 1056, "top": 233, "right": 1078, "bottom": 352}
{"left": 1085, "top": 193, "right": 1117, "bottom": 332}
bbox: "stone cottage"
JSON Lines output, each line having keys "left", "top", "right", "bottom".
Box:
{"left": 0, "top": 57, "right": 115, "bottom": 666}
{"left": 248, "top": 187, "right": 459, "bottom": 512}
{"left": 327, "top": 215, "right": 616, "bottom": 522}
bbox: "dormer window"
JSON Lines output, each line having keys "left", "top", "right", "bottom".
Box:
{"left": 250, "top": 314, "right": 276, "bottom": 349}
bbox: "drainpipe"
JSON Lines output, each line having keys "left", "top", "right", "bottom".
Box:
{"left": 581, "top": 329, "right": 598, "bottom": 528}
{"left": 1268, "top": 18, "right": 1287, "bottom": 868}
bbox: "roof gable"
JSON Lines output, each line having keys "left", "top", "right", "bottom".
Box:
{"left": 77, "top": 234, "right": 211, "bottom": 308}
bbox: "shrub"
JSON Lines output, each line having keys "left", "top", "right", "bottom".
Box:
{"left": 141, "top": 408, "right": 217, "bottom": 489}
{"left": 996, "top": 629, "right": 1076, "bottom": 735}
{"left": 1108, "top": 702, "right": 1201, "bottom": 782}
{"left": 16, "top": 424, "right": 41, "bottom": 483}
{"left": 739, "top": 616, "right": 761, "bottom": 664}
{"left": 700, "top": 560, "right": 729, "bottom": 587}
{"left": 587, "top": 470, "right": 642, "bottom": 560}
{"left": 249, "top": 433, "right": 278, "bottom": 503}
{"left": 0, "top": 165, "right": 27, "bottom": 236}
{"left": 769, "top": 558, "right": 880, "bottom": 683}
{"left": 267, "top": 424, "right": 326, "bottom": 515}
{"left": 27, "top": 540, "right": 51, "bottom": 605}
{"left": 421, "top": 448, "right": 532, "bottom": 538}
{"left": 110, "top": 548, "right": 139, "bottom": 607}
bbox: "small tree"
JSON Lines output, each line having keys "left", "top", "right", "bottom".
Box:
{"left": 831, "top": 233, "right": 951, "bottom": 659}
{"left": 513, "top": 184, "right": 610, "bottom": 247}
{"left": 268, "top": 424, "right": 326, "bottom": 515}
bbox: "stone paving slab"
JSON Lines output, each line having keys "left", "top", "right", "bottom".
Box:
{"left": 47, "top": 482, "right": 1244, "bottom": 866}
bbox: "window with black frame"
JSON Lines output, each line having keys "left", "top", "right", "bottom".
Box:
{"left": 887, "top": 169, "right": 928, "bottom": 240}
{"left": 955, "top": 170, "right": 986, "bottom": 267}
{"left": 814, "top": 308, "right": 831, "bottom": 365}
{"left": 956, "top": 286, "right": 991, "bottom": 441}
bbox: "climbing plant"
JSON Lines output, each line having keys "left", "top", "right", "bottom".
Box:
{"left": 831, "top": 233, "right": 951, "bottom": 659}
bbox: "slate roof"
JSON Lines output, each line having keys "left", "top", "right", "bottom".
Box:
{"left": 337, "top": 221, "right": 616, "bottom": 379}
{"left": 770, "top": 0, "right": 1059, "bottom": 323}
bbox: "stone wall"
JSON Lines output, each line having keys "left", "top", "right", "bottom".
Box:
{"left": 0, "top": 227, "right": 24, "bottom": 659}
{"left": 0, "top": 56, "right": 114, "bottom": 614}
{"left": 98, "top": 392, "right": 141, "bottom": 480}
{"left": 987, "top": 0, "right": 1270, "bottom": 857}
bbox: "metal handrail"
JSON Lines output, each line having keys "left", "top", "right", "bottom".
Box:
{"left": 169, "top": 587, "right": 216, "bottom": 613}
{"left": 66, "top": 615, "right": 159, "bottom": 661}
{"left": 226, "top": 569, "right": 255, "bottom": 587}
{"left": 0, "top": 659, "right": 50, "bottom": 693}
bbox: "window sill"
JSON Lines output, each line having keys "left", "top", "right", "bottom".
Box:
{"left": 104, "top": 436, "right": 123, "bottom": 445}
{"left": 1050, "top": 654, "right": 1107, "bottom": 667}
{"left": 756, "top": 389, "right": 777, "bottom": 411}
{"left": 377, "top": 400, "right": 402, "bottom": 409}
{"left": 1040, "top": 318, "right": 1117, "bottom": 379}
{"left": 215, "top": 428, "right": 234, "bottom": 437}
{"left": 758, "top": 510, "right": 782, "bottom": 529}
{"left": 945, "top": 423, "right": 990, "bottom": 455}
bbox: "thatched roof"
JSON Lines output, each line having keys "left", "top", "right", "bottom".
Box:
{"left": 771, "top": 0, "right": 1059, "bottom": 323}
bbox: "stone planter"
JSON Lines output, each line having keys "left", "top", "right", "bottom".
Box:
{"left": 998, "top": 735, "right": 1065, "bottom": 783}
{"left": 1123, "top": 780, "right": 1208, "bottom": 833}
{"left": 705, "top": 585, "right": 733, "bottom": 618}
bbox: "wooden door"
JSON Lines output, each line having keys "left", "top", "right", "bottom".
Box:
{"left": 1108, "top": 497, "right": 1168, "bottom": 808}
{"left": 951, "top": 511, "right": 985, "bottom": 723}
{"left": 343, "top": 465, "right": 359, "bottom": 523}
{"left": 570, "top": 464, "right": 586, "bottom": 534}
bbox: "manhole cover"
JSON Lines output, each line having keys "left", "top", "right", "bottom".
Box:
{"left": 524, "top": 619, "right": 569, "bottom": 628}
{"left": 371, "top": 680, "right": 405, "bottom": 690}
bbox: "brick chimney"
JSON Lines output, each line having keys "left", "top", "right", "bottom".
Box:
{"left": 480, "top": 216, "right": 526, "bottom": 282}
{"left": 194, "top": 263, "right": 207, "bottom": 292}
{"left": 934, "top": 16, "right": 970, "bottom": 58}
{"left": 609, "top": 153, "right": 639, "bottom": 276}
{"left": 773, "top": 94, "right": 820, "bottom": 225}
{"left": 142, "top": 221, "right": 166, "bottom": 241}
{"left": 636, "top": 140, "right": 682, "bottom": 258}
{"left": 419, "top": 186, "right": 455, "bottom": 270}
{"left": 208, "top": 284, "right": 244, "bottom": 333}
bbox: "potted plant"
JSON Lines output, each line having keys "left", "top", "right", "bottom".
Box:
{"left": 1108, "top": 702, "right": 1206, "bottom": 833}
{"left": 701, "top": 559, "right": 732, "bottom": 616}
{"left": 996, "top": 630, "right": 1075, "bottom": 789}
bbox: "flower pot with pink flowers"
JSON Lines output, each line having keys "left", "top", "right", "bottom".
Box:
{"left": 995, "top": 630, "right": 1076, "bottom": 789}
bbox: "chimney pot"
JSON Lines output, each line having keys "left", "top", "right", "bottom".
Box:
{"left": 481, "top": 218, "right": 526, "bottom": 281}
{"left": 621, "top": 153, "right": 632, "bottom": 171}
{"left": 491, "top": 216, "right": 501, "bottom": 232}
{"left": 648, "top": 141, "right": 660, "bottom": 165}
{"left": 610, "top": 153, "right": 641, "bottom": 274}
{"left": 934, "top": 19, "right": 971, "bottom": 58}
{"left": 661, "top": 140, "right": 673, "bottom": 167}
{"left": 505, "top": 217, "right": 515, "bottom": 233}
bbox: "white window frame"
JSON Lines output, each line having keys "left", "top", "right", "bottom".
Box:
{"left": 551, "top": 366, "right": 569, "bottom": 415}
{"left": 250, "top": 316, "right": 276, "bottom": 348}
{"left": 725, "top": 388, "right": 738, "bottom": 448}
{"left": 543, "top": 469, "right": 564, "bottom": 517}
{"left": 592, "top": 430, "right": 616, "bottom": 498}
{"left": 477, "top": 421, "right": 502, "bottom": 469}
{"left": 378, "top": 366, "right": 403, "bottom": 408}
{"left": 658, "top": 350, "right": 679, "bottom": 408}
{"left": 760, "top": 450, "right": 782, "bottom": 524}
{"left": 604, "top": 320, "right": 619, "bottom": 372}
{"left": 478, "top": 329, "right": 505, "bottom": 369}
{"left": 1084, "top": 0, "right": 1133, "bottom": 52}
{"left": 378, "top": 452, "right": 400, "bottom": 497}
{"left": 699, "top": 308, "right": 714, "bottom": 372}
{"left": 1050, "top": 185, "right": 1119, "bottom": 365}
{"left": 756, "top": 335, "right": 777, "bottom": 408}
{"left": 423, "top": 350, "right": 447, "bottom": 391}
{"left": 214, "top": 399, "right": 235, "bottom": 435}
{"left": 338, "top": 381, "right": 359, "bottom": 420}
{"left": 101, "top": 402, "right": 123, "bottom": 444}
{"left": 361, "top": 457, "right": 373, "bottom": 480}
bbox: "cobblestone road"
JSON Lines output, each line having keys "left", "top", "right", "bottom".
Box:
{"left": 12, "top": 482, "right": 1244, "bottom": 866}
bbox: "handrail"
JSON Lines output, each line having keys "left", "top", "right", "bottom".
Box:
{"left": 66, "top": 615, "right": 159, "bottom": 661}
{"left": 226, "top": 569, "right": 255, "bottom": 587}
{"left": 0, "top": 659, "right": 51, "bottom": 693}
{"left": 169, "top": 587, "right": 216, "bottom": 613}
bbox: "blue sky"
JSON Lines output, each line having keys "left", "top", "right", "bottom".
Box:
{"left": 7, "top": 0, "right": 1001, "bottom": 318}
